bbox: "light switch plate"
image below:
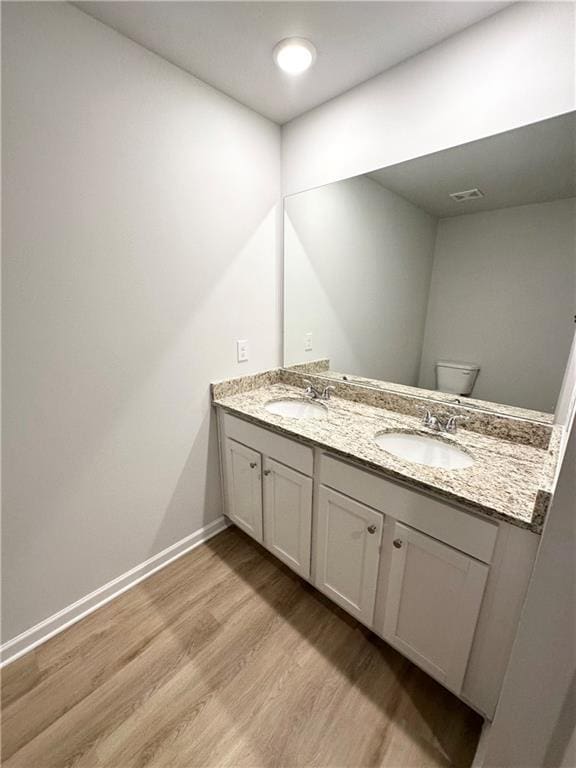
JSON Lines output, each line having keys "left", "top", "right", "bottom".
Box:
{"left": 237, "top": 339, "right": 249, "bottom": 362}
{"left": 304, "top": 332, "right": 313, "bottom": 352}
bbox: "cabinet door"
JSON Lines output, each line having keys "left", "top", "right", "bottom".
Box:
{"left": 315, "top": 487, "right": 383, "bottom": 626}
{"left": 263, "top": 458, "right": 312, "bottom": 578}
{"left": 383, "top": 521, "right": 488, "bottom": 693}
{"left": 224, "top": 438, "right": 263, "bottom": 543}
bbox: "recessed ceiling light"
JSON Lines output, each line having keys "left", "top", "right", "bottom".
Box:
{"left": 273, "top": 38, "right": 316, "bottom": 75}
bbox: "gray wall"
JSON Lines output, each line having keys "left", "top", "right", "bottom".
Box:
{"left": 483, "top": 399, "right": 576, "bottom": 768}
{"left": 284, "top": 176, "right": 437, "bottom": 382}
{"left": 282, "top": 3, "right": 575, "bottom": 195}
{"left": 418, "top": 199, "right": 576, "bottom": 412}
{"left": 2, "top": 2, "right": 281, "bottom": 643}
{"left": 556, "top": 333, "right": 576, "bottom": 426}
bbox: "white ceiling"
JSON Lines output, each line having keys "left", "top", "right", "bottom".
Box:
{"left": 368, "top": 113, "right": 576, "bottom": 217}
{"left": 74, "top": 1, "right": 512, "bottom": 124}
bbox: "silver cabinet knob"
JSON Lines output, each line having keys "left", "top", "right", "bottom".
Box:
{"left": 263, "top": 469, "right": 271, "bottom": 476}
{"left": 249, "top": 462, "right": 257, "bottom": 469}
{"left": 393, "top": 539, "right": 403, "bottom": 549}
{"left": 367, "top": 525, "right": 377, "bottom": 534}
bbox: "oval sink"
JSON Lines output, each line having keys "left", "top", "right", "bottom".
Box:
{"left": 375, "top": 431, "right": 474, "bottom": 470}
{"left": 265, "top": 398, "right": 327, "bottom": 420}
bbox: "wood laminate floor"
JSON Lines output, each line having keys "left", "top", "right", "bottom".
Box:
{"left": 1, "top": 526, "right": 482, "bottom": 768}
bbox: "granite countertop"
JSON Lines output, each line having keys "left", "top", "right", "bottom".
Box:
{"left": 283, "top": 359, "right": 555, "bottom": 424}
{"left": 213, "top": 382, "right": 562, "bottom": 534}
{"left": 319, "top": 369, "right": 555, "bottom": 424}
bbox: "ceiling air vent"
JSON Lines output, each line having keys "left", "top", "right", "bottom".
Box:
{"left": 449, "top": 187, "right": 484, "bottom": 202}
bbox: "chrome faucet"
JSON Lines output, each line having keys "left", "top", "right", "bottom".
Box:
{"left": 445, "top": 415, "right": 468, "bottom": 433}
{"left": 303, "top": 380, "right": 336, "bottom": 401}
{"left": 422, "top": 409, "right": 468, "bottom": 434}
{"left": 422, "top": 410, "right": 441, "bottom": 431}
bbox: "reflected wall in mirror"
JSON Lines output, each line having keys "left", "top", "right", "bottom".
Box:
{"left": 284, "top": 113, "right": 576, "bottom": 415}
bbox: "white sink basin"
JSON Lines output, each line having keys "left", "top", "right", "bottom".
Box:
{"left": 375, "top": 431, "right": 474, "bottom": 470}
{"left": 265, "top": 398, "right": 327, "bottom": 420}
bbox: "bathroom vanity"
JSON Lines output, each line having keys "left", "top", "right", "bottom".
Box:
{"left": 212, "top": 370, "right": 561, "bottom": 721}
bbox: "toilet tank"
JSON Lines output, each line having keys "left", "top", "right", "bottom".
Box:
{"left": 435, "top": 360, "right": 480, "bottom": 396}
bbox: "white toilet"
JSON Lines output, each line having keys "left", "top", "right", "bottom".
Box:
{"left": 435, "top": 360, "right": 480, "bottom": 396}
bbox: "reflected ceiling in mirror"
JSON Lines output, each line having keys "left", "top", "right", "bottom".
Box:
{"left": 283, "top": 113, "right": 576, "bottom": 417}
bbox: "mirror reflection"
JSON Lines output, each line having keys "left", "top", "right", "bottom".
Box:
{"left": 284, "top": 113, "right": 576, "bottom": 415}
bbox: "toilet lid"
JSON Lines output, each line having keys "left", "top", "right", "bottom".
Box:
{"left": 436, "top": 360, "right": 480, "bottom": 371}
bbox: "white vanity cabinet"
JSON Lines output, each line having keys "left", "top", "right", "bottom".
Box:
{"left": 217, "top": 409, "right": 539, "bottom": 719}
{"left": 220, "top": 412, "right": 314, "bottom": 579}
{"left": 382, "top": 520, "right": 488, "bottom": 692}
{"left": 319, "top": 453, "right": 498, "bottom": 696}
{"left": 262, "top": 457, "right": 312, "bottom": 578}
{"left": 224, "top": 438, "right": 264, "bottom": 542}
{"left": 315, "top": 487, "right": 383, "bottom": 625}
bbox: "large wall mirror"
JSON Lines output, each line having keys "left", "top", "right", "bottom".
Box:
{"left": 284, "top": 113, "right": 576, "bottom": 416}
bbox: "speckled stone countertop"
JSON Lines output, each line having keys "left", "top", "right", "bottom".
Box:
{"left": 213, "top": 382, "right": 563, "bottom": 534}
{"left": 283, "top": 361, "right": 554, "bottom": 424}
{"left": 316, "top": 369, "right": 555, "bottom": 424}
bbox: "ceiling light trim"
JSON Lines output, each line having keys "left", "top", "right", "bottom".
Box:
{"left": 273, "top": 37, "right": 316, "bottom": 75}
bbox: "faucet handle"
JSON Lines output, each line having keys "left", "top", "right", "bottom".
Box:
{"left": 419, "top": 408, "right": 442, "bottom": 431}
{"left": 420, "top": 408, "right": 433, "bottom": 426}
{"left": 321, "top": 385, "right": 336, "bottom": 400}
{"left": 446, "top": 414, "right": 469, "bottom": 433}
{"left": 302, "top": 379, "right": 320, "bottom": 399}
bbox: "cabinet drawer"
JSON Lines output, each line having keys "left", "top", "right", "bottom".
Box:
{"left": 222, "top": 412, "right": 313, "bottom": 476}
{"left": 320, "top": 454, "right": 497, "bottom": 563}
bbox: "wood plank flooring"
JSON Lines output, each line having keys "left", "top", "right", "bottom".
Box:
{"left": 1, "top": 526, "right": 482, "bottom": 767}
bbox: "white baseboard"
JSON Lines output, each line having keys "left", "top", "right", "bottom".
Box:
{"left": 0, "top": 516, "right": 230, "bottom": 668}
